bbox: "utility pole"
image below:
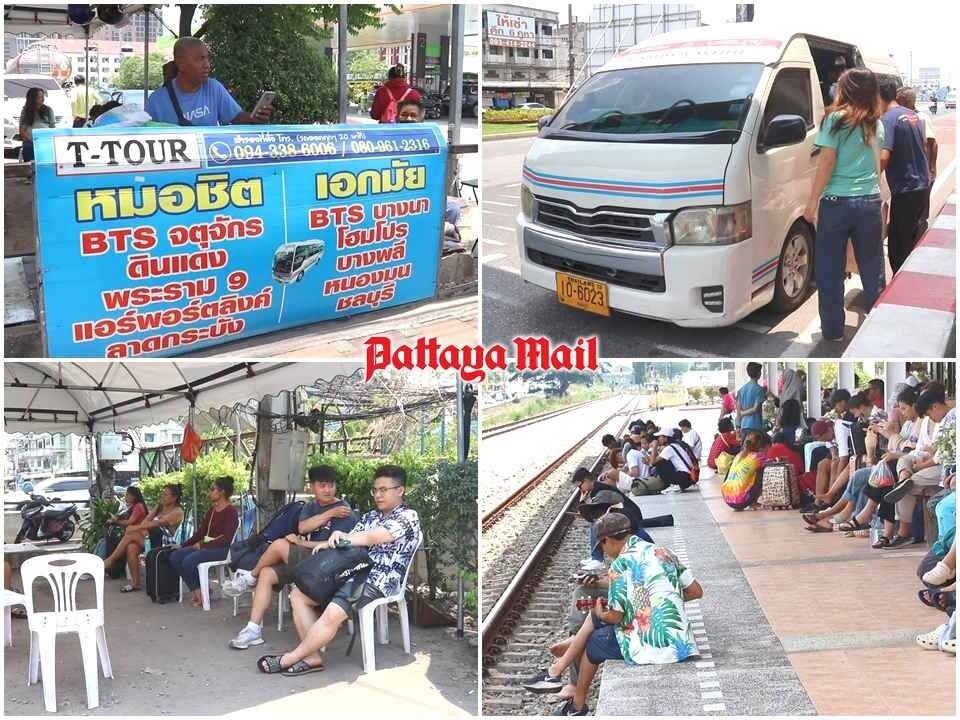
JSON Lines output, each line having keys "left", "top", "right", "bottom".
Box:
{"left": 567, "top": 3, "right": 574, "bottom": 90}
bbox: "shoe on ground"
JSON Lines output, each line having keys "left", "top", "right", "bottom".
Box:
{"left": 882, "top": 477, "right": 914, "bottom": 505}
{"left": 229, "top": 623, "right": 264, "bottom": 649}
{"left": 553, "top": 699, "right": 588, "bottom": 716}
{"left": 661, "top": 485, "right": 682, "bottom": 494}
{"left": 922, "top": 560, "right": 957, "bottom": 587}
{"left": 223, "top": 569, "right": 257, "bottom": 597}
{"left": 580, "top": 559, "right": 604, "bottom": 572}
{"left": 523, "top": 668, "right": 564, "bottom": 693}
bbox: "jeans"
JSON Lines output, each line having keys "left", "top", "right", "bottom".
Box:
{"left": 21, "top": 139, "right": 35, "bottom": 162}
{"left": 445, "top": 199, "right": 461, "bottom": 226}
{"left": 589, "top": 522, "right": 602, "bottom": 562}
{"left": 169, "top": 546, "right": 228, "bottom": 591}
{"left": 814, "top": 194, "right": 884, "bottom": 340}
{"left": 842, "top": 466, "right": 872, "bottom": 515}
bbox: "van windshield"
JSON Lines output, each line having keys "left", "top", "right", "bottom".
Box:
{"left": 273, "top": 248, "right": 294, "bottom": 272}
{"left": 546, "top": 63, "right": 764, "bottom": 142}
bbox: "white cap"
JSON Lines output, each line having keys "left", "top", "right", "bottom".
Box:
{"left": 656, "top": 427, "right": 674, "bottom": 438}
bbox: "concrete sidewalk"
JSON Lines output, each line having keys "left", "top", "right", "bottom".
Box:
{"left": 3, "top": 576, "right": 477, "bottom": 715}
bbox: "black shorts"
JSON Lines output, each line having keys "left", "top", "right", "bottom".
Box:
{"left": 330, "top": 577, "right": 383, "bottom": 615}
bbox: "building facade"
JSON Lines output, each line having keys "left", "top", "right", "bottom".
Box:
{"left": 482, "top": 4, "right": 566, "bottom": 108}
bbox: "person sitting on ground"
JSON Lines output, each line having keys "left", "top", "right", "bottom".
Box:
{"left": 255, "top": 465, "right": 420, "bottom": 676}
{"left": 721, "top": 430, "right": 770, "bottom": 510}
{"left": 227, "top": 466, "right": 357, "bottom": 649}
{"left": 678, "top": 419, "right": 702, "bottom": 461}
{"left": 107, "top": 484, "right": 184, "bottom": 592}
{"left": 574, "top": 469, "right": 653, "bottom": 561}
{"left": 169, "top": 477, "right": 240, "bottom": 608}
{"left": 522, "top": 513, "right": 703, "bottom": 716}
{"left": 719, "top": 387, "right": 736, "bottom": 421}
{"left": 145, "top": 37, "right": 273, "bottom": 126}
{"left": 102, "top": 486, "right": 150, "bottom": 584}
{"left": 707, "top": 417, "right": 740, "bottom": 471}
{"left": 606, "top": 431, "right": 653, "bottom": 494}
{"left": 601, "top": 434, "right": 623, "bottom": 471}
{"left": 882, "top": 383, "right": 954, "bottom": 548}
{"left": 649, "top": 428, "right": 698, "bottom": 494}
{"left": 806, "top": 386, "right": 918, "bottom": 536}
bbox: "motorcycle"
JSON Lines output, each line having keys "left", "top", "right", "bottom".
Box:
{"left": 14, "top": 494, "right": 80, "bottom": 543}
{"left": 423, "top": 93, "right": 443, "bottom": 120}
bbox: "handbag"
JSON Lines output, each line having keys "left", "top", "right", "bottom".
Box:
{"left": 292, "top": 546, "right": 372, "bottom": 605}
{"left": 867, "top": 461, "right": 895, "bottom": 489}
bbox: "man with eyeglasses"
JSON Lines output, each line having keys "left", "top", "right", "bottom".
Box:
{"left": 255, "top": 464, "right": 421, "bottom": 677}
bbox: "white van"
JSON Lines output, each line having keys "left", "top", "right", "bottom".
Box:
{"left": 518, "top": 24, "right": 900, "bottom": 327}
{"left": 272, "top": 240, "right": 325, "bottom": 283}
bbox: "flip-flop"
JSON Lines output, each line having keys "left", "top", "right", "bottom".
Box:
{"left": 120, "top": 584, "right": 141, "bottom": 593}
{"left": 281, "top": 659, "right": 325, "bottom": 677}
{"left": 804, "top": 524, "right": 833, "bottom": 533}
{"left": 801, "top": 513, "right": 822, "bottom": 526}
{"left": 257, "top": 655, "right": 287, "bottom": 674}
{"left": 872, "top": 536, "right": 892, "bottom": 549}
{"left": 837, "top": 518, "right": 866, "bottom": 532}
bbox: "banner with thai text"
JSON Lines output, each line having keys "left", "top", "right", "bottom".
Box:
{"left": 33, "top": 123, "right": 447, "bottom": 357}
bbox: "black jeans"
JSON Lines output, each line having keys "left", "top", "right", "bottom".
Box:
{"left": 888, "top": 189, "right": 929, "bottom": 274}
{"left": 654, "top": 459, "right": 693, "bottom": 490}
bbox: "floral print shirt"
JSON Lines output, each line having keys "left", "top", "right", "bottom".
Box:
{"left": 607, "top": 535, "right": 699, "bottom": 665}
{"left": 352, "top": 503, "right": 421, "bottom": 598}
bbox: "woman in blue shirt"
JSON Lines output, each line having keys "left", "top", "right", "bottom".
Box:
{"left": 803, "top": 68, "right": 885, "bottom": 342}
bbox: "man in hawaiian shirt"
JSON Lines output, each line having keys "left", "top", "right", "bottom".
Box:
{"left": 254, "top": 465, "right": 421, "bottom": 677}
{"left": 524, "top": 513, "right": 703, "bottom": 716}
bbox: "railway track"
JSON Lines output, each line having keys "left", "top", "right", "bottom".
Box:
{"left": 481, "top": 399, "right": 597, "bottom": 439}
{"left": 480, "top": 397, "right": 642, "bottom": 714}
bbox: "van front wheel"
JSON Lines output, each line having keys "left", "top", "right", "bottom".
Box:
{"left": 771, "top": 224, "right": 812, "bottom": 313}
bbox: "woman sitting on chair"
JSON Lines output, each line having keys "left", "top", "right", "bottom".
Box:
{"left": 102, "top": 486, "right": 149, "bottom": 588}
{"left": 109, "top": 484, "right": 185, "bottom": 593}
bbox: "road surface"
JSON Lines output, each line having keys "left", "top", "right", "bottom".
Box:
{"left": 480, "top": 111, "right": 955, "bottom": 358}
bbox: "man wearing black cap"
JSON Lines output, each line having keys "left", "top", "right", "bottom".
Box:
{"left": 524, "top": 513, "right": 703, "bottom": 715}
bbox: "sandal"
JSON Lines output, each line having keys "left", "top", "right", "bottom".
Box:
{"left": 281, "top": 659, "right": 325, "bottom": 677}
{"left": 804, "top": 523, "right": 833, "bottom": 533}
{"left": 801, "top": 512, "right": 822, "bottom": 526}
{"left": 837, "top": 518, "right": 866, "bottom": 532}
{"left": 916, "top": 626, "right": 945, "bottom": 650}
{"left": 884, "top": 535, "right": 917, "bottom": 548}
{"left": 872, "top": 535, "right": 893, "bottom": 549}
{"left": 120, "top": 584, "right": 141, "bottom": 593}
{"left": 257, "top": 655, "right": 287, "bottom": 674}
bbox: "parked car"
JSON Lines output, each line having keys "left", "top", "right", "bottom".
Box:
{"left": 4, "top": 74, "right": 72, "bottom": 155}
{"left": 272, "top": 240, "right": 325, "bottom": 283}
{"left": 5, "top": 474, "right": 126, "bottom": 509}
{"left": 517, "top": 102, "right": 549, "bottom": 110}
{"left": 441, "top": 83, "right": 479, "bottom": 118}
{"left": 519, "top": 24, "right": 900, "bottom": 327}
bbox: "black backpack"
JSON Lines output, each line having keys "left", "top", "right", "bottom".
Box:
{"left": 292, "top": 546, "right": 372, "bottom": 605}
{"left": 229, "top": 500, "right": 305, "bottom": 571}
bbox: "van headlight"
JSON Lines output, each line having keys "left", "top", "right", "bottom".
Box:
{"left": 520, "top": 185, "right": 535, "bottom": 220}
{"left": 671, "top": 201, "right": 752, "bottom": 245}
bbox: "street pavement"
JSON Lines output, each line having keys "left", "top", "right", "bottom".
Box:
{"left": 480, "top": 111, "right": 955, "bottom": 358}
{"left": 590, "top": 404, "right": 955, "bottom": 715}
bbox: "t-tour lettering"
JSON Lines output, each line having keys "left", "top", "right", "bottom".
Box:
{"left": 53, "top": 133, "right": 202, "bottom": 176}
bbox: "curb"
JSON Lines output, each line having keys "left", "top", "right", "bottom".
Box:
{"left": 481, "top": 129, "right": 539, "bottom": 141}
{"left": 843, "top": 193, "right": 956, "bottom": 358}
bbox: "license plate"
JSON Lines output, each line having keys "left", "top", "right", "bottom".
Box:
{"left": 555, "top": 272, "right": 610, "bottom": 316}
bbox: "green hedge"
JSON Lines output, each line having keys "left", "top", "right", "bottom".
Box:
{"left": 483, "top": 107, "right": 554, "bottom": 124}
{"left": 138, "top": 449, "right": 249, "bottom": 521}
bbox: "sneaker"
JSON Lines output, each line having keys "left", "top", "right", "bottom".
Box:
{"left": 661, "top": 485, "right": 683, "bottom": 494}
{"left": 228, "top": 624, "right": 264, "bottom": 649}
{"left": 882, "top": 477, "right": 914, "bottom": 505}
{"left": 223, "top": 569, "right": 257, "bottom": 597}
{"left": 522, "top": 668, "right": 564, "bottom": 694}
{"left": 580, "top": 559, "right": 604, "bottom": 573}
{"left": 553, "top": 699, "right": 588, "bottom": 716}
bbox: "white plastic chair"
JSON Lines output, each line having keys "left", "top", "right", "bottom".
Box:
{"left": 179, "top": 524, "right": 240, "bottom": 611}
{"left": 3, "top": 589, "right": 27, "bottom": 647}
{"left": 19, "top": 553, "right": 114, "bottom": 713}
{"left": 350, "top": 531, "right": 423, "bottom": 673}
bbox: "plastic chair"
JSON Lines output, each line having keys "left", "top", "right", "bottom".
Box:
{"left": 3, "top": 589, "right": 27, "bottom": 647}
{"left": 20, "top": 553, "right": 113, "bottom": 712}
{"left": 350, "top": 531, "right": 423, "bottom": 673}
{"left": 179, "top": 524, "right": 240, "bottom": 611}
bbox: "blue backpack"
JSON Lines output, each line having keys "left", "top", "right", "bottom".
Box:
{"left": 229, "top": 500, "right": 305, "bottom": 571}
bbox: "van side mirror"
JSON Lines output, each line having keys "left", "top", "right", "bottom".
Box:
{"left": 538, "top": 114, "right": 554, "bottom": 131}
{"left": 760, "top": 114, "right": 807, "bottom": 151}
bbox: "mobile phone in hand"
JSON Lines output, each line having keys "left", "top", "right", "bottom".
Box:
{"left": 251, "top": 91, "right": 276, "bottom": 117}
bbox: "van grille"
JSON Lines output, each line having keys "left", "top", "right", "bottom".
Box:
{"left": 535, "top": 196, "right": 664, "bottom": 247}
{"left": 528, "top": 248, "right": 666, "bottom": 293}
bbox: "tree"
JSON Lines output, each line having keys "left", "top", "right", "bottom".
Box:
{"left": 704, "top": 386, "right": 719, "bottom": 404}
{"left": 688, "top": 387, "right": 703, "bottom": 404}
{"left": 114, "top": 52, "right": 165, "bottom": 89}
{"left": 201, "top": 5, "right": 385, "bottom": 123}
{"left": 348, "top": 49, "right": 388, "bottom": 106}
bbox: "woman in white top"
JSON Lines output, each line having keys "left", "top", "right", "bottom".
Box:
{"left": 649, "top": 429, "right": 698, "bottom": 494}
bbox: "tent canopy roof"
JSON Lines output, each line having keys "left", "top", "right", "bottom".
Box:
{"left": 3, "top": 362, "right": 364, "bottom": 435}
{"left": 3, "top": 4, "right": 148, "bottom": 40}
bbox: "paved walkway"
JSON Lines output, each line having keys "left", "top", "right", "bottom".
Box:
{"left": 595, "top": 403, "right": 955, "bottom": 715}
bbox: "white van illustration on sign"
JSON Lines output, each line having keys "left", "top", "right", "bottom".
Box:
{"left": 272, "top": 240, "right": 325, "bottom": 284}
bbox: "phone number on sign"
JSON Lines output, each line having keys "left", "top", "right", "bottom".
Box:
{"left": 209, "top": 137, "right": 433, "bottom": 162}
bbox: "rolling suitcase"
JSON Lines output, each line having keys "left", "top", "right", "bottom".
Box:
{"left": 146, "top": 546, "right": 179, "bottom": 604}
{"left": 758, "top": 460, "right": 800, "bottom": 510}
{"left": 103, "top": 526, "right": 126, "bottom": 579}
